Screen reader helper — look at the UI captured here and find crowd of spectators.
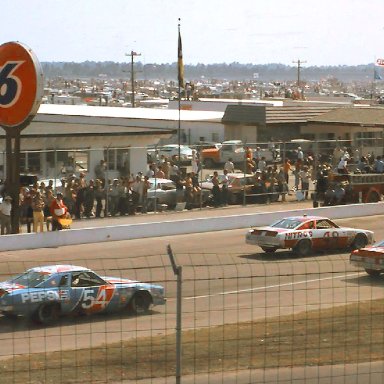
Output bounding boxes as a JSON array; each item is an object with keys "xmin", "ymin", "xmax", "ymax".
[{"xmin": 1, "ymin": 144, "xmax": 384, "ymax": 234}]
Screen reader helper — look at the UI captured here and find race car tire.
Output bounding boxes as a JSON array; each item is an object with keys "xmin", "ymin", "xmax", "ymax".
[
  {"xmin": 32, "ymin": 303, "xmax": 60, "ymax": 325},
  {"xmin": 365, "ymin": 269, "xmax": 381, "ymax": 278},
  {"xmin": 128, "ymin": 291, "xmax": 152, "ymax": 315},
  {"xmin": 351, "ymin": 234, "xmax": 368, "ymax": 250},
  {"xmin": 261, "ymin": 247, "xmax": 277, "ymax": 253},
  {"xmin": 293, "ymin": 239, "xmax": 312, "ymax": 257}
]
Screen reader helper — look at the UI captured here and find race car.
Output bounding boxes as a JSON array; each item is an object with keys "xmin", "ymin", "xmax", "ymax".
[
  {"xmin": 350, "ymin": 239, "xmax": 384, "ymax": 277},
  {"xmin": 0, "ymin": 265, "xmax": 166, "ymax": 324},
  {"xmin": 245, "ymin": 215, "xmax": 374, "ymax": 256}
]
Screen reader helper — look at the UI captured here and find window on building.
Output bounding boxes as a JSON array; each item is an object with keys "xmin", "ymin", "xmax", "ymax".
[
  {"xmin": 104, "ymin": 148, "xmax": 129, "ymax": 172},
  {"xmin": 20, "ymin": 152, "xmax": 41, "ymax": 174},
  {"xmin": 211, "ymin": 133, "xmax": 219, "ymax": 142},
  {"xmin": 355, "ymin": 131, "xmax": 382, "ymax": 148}
]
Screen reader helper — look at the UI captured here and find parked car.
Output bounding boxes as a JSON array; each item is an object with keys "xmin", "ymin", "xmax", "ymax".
[
  {"xmin": 245, "ymin": 215, "xmax": 374, "ymax": 256},
  {"xmin": 19, "ymin": 173, "xmax": 38, "ymax": 187},
  {"xmin": 147, "ymin": 144, "xmax": 194, "ymax": 164},
  {"xmin": 0, "ymin": 264, "xmax": 166, "ymax": 324},
  {"xmin": 201, "ymin": 172, "xmax": 258, "ymax": 204},
  {"xmin": 147, "ymin": 178, "xmax": 211, "ymax": 210},
  {"xmin": 190, "ymin": 141, "xmax": 222, "ymax": 151}
]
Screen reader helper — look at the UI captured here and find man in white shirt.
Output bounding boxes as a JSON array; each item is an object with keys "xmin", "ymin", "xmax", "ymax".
[
  {"xmin": 224, "ymin": 158, "xmax": 235, "ymax": 173},
  {"xmin": 0, "ymin": 196, "xmax": 12, "ymax": 235},
  {"xmin": 297, "ymin": 147, "xmax": 304, "ymax": 161},
  {"xmin": 337, "ymin": 156, "xmax": 348, "ymax": 174}
]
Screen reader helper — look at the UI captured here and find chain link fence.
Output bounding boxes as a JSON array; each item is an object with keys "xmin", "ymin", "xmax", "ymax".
[{"xmin": 0, "ymin": 249, "xmax": 384, "ymax": 383}]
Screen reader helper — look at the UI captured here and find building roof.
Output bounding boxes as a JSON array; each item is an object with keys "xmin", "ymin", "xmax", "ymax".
[
  {"xmin": 222, "ymin": 105, "xmax": 339, "ymax": 125},
  {"xmin": 36, "ymin": 104, "xmax": 224, "ymax": 123},
  {"xmin": 308, "ymin": 106, "xmax": 384, "ymax": 127},
  {"xmin": 0, "ymin": 104, "xmax": 224, "ymax": 139}
]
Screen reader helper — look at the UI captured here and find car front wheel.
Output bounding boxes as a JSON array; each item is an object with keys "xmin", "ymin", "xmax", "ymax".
[
  {"xmin": 365, "ymin": 269, "xmax": 381, "ymax": 278},
  {"xmin": 128, "ymin": 291, "xmax": 152, "ymax": 315}
]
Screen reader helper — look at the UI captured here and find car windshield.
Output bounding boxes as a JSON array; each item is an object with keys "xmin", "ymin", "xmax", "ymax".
[
  {"xmin": 10, "ymin": 270, "xmax": 52, "ymax": 288},
  {"xmin": 373, "ymin": 239, "xmax": 384, "ymax": 247},
  {"xmin": 271, "ymin": 218, "xmax": 303, "ymax": 229},
  {"xmin": 149, "ymin": 180, "xmax": 176, "ymax": 190}
]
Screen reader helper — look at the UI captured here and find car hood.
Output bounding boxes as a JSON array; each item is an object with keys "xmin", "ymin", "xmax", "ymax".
[{"xmin": 0, "ymin": 282, "xmax": 27, "ymax": 296}]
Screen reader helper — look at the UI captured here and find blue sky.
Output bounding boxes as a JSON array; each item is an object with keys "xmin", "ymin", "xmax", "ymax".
[{"xmin": 1, "ymin": 0, "xmax": 384, "ymax": 66}]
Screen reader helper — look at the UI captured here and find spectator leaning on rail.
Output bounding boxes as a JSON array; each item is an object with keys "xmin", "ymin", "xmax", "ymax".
[
  {"xmin": 299, "ymin": 165, "xmax": 311, "ymax": 199},
  {"xmin": 32, "ymin": 190, "xmax": 45, "ymax": 232},
  {"xmin": 0, "ymin": 196, "xmax": 12, "ymax": 235},
  {"xmin": 50, "ymin": 192, "xmax": 69, "ymax": 231}
]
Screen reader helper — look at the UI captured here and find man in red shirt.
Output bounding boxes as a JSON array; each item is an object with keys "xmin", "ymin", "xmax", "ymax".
[{"xmin": 50, "ymin": 192, "xmax": 69, "ymax": 231}]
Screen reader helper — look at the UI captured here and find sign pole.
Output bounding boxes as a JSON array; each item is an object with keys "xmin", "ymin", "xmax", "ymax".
[
  {"xmin": 0, "ymin": 42, "xmax": 43, "ymax": 234},
  {"xmin": 5, "ymin": 128, "xmax": 21, "ymax": 233}
]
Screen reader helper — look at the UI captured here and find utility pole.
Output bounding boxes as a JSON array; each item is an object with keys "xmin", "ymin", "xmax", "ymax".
[
  {"xmin": 292, "ymin": 59, "xmax": 307, "ymax": 88},
  {"xmin": 125, "ymin": 51, "xmax": 141, "ymax": 108}
]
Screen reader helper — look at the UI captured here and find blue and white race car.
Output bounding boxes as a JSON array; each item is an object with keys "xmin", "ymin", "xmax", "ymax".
[{"xmin": 0, "ymin": 265, "xmax": 166, "ymax": 324}]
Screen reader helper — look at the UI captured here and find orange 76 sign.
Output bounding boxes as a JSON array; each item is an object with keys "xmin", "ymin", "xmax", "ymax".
[{"xmin": 0, "ymin": 41, "xmax": 43, "ymax": 128}]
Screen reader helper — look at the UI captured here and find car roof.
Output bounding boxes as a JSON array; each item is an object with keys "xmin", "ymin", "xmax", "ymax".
[
  {"xmin": 148, "ymin": 178, "xmax": 174, "ymax": 183},
  {"xmin": 283, "ymin": 215, "xmax": 329, "ymax": 222},
  {"xmin": 28, "ymin": 265, "xmax": 90, "ymax": 274},
  {"xmin": 227, "ymin": 173, "xmax": 255, "ymax": 178}
]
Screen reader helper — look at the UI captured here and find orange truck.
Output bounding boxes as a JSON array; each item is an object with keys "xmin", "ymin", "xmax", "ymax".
[{"xmin": 200, "ymin": 140, "xmax": 275, "ymax": 169}]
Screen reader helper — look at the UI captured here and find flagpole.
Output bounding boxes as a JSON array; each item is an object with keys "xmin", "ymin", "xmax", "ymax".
[
  {"xmin": 178, "ymin": 19, "xmax": 182, "ymax": 169},
  {"xmin": 177, "ymin": 18, "xmax": 184, "ymax": 170},
  {"xmin": 372, "ymin": 58, "xmax": 375, "ymax": 100}
]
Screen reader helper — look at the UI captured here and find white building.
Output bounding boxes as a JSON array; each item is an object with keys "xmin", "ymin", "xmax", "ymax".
[{"xmin": 0, "ymin": 104, "xmax": 224, "ymax": 180}]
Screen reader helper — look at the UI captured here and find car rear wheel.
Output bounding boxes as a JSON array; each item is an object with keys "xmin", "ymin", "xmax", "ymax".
[
  {"xmin": 351, "ymin": 234, "xmax": 368, "ymax": 250},
  {"xmin": 128, "ymin": 291, "xmax": 152, "ymax": 315},
  {"xmin": 365, "ymin": 269, "xmax": 381, "ymax": 278},
  {"xmin": 261, "ymin": 247, "xmax": 277, "ymax": 253},
  {"xmin": 32, "ymin": 303, "xmax": 60, "ymax": 325},
  {"xmin": 293, "ymin": 239, "xmax": 312, "ymax": 257}
]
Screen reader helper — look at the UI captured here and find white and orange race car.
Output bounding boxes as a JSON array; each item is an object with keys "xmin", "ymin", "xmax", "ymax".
[
  {"xmin": 245, "ymin": 215, "xmax": 374, "ymax": 256},
  {"xmin": 350, "ymin": 239, "xmax": 384, "ymax": 277}
]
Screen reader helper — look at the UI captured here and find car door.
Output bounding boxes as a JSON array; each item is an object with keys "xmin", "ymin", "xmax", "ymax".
[
  {"xmin": 59, "ymin": 272, "xmax": 116, "ymax": 315},
  {"xmin": 314, "ymin": 219, "xmax": 343, "ymax": 249}
]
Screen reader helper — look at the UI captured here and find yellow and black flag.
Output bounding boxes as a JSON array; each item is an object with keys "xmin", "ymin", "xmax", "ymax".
[{"xmin": 178, "ymin": 23, "xmax": 184, "ymax": 89}]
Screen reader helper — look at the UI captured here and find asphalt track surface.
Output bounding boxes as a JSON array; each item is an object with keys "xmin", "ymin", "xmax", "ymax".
[{"xmin": 1, "ymin": 200, "xmax": 384, "ymax": 383}]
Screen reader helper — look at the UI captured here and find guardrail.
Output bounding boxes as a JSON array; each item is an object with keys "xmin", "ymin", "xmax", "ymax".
[{"xmin": 0, "ymin": 202, "xmax": 383, "ymax": 252}]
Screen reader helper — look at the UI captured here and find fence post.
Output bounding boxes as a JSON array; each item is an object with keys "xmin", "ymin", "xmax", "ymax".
[{"xmin": 167, "ymin": 244, "xmax": 182, "ymax": 384}]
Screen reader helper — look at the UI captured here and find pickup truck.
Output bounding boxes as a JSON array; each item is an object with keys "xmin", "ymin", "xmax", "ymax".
[{"xmin": 200, "ymin": 140, "xmax": 276, "ymax": 168}]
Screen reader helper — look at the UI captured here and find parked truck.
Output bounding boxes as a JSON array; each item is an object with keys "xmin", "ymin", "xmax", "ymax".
[
  {"xmin": 315, "ymin": 172, "xmax": 384, "ymax": 206},
  {"xmin": 200, "ymin": 140, "xmax": 276, "ymax": 168}
]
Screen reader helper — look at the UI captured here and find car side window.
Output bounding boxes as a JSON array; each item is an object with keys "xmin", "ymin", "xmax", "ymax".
[
  {"xmin": 59, "ymin": 275, "xmax": 69, "ymax": 287},
  {"xmin": 316, "ymin": 220, "xmax": 331, "ymax": 229},
  {"xmin": 299, "ymin": 221, "xmax": 314, "ymax": 230},
  {"xmin": 71, "ymin": 271, "xmax": 106, "ymax": 287}
]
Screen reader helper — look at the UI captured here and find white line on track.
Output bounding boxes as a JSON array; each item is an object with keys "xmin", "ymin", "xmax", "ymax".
[{"xmin": 183, "ymin": 272, "xmax": 363, "ymax": 300}]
